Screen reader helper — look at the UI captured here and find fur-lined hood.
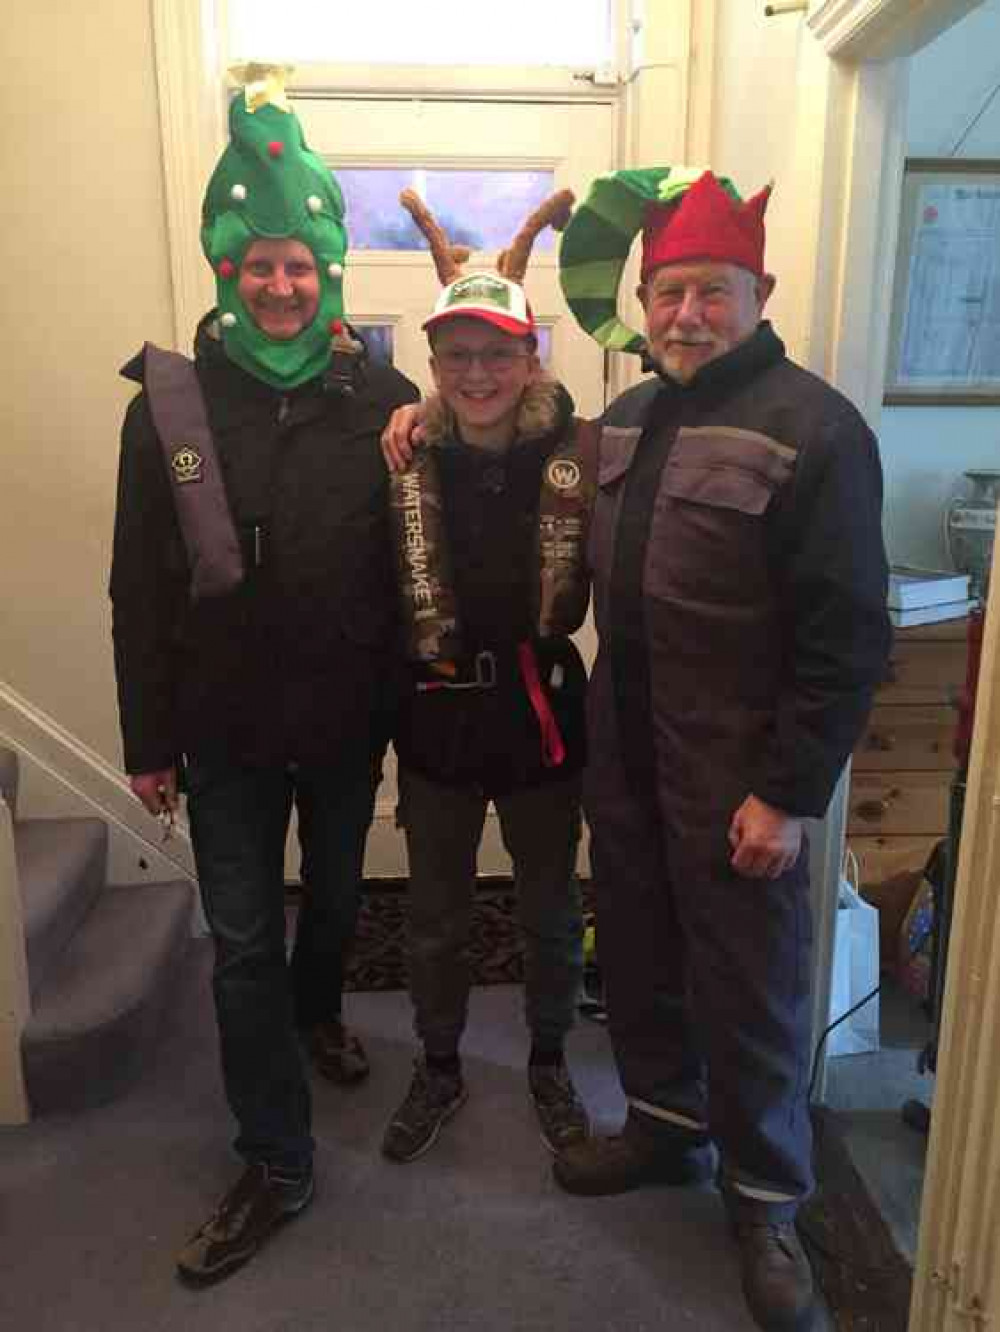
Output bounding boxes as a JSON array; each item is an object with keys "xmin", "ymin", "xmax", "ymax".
[{"xmin": 422, "ymin": 373, "xmax": 568, "ymax": 447}]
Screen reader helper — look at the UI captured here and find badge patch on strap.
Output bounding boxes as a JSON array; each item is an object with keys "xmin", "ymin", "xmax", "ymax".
[{"xmin": 171, "ymin": 445, "xmax": 204, "ymax": 485}]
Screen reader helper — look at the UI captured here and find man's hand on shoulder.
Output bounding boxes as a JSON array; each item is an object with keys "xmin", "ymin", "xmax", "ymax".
[
  {"xmin": 728, "ymin": 794, "xmax": 802, "ymax": 879},
  {"xmin": 381, "ymin": 402, "xmax": 427, "ymax": 473}
]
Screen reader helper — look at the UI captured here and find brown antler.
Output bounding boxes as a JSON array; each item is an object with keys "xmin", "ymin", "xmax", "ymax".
[
  {"xmin": 497, "ymin": 189, "xmax": 576, "ymax": 284},
  {"xmin": 399, "ymin": 189, "xmax": 471, "ymax": 286}
]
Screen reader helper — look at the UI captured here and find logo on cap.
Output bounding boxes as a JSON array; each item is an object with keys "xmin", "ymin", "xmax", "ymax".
[{"xmin": 444, "ymin": 275, "xmax": 512, "ymax": 311}]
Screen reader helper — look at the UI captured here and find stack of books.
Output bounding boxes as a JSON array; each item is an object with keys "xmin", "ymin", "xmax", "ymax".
[{"xmin": 888, "ymin": 566, "xmax": 974, "ymax": 628}]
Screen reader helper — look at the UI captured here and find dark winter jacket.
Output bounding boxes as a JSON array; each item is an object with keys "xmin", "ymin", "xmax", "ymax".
[
  {"xmin": 110, "ymin": 315, "xmax": 419, "ymax": 774},
  {"xmin": 588, "ymin": 321, "xmax": 891, "ymax": 832},
  {"xmin": 392, "ymin": 378, "xmax": 588, "ymax": 795}
]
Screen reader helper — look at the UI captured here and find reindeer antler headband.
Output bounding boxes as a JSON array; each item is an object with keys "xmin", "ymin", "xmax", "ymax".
[{"xmin": 401, "ymin": 187, "xmax": 575, "ymax": 338}]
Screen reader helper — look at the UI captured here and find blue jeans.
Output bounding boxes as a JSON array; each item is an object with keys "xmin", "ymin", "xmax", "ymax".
[{"xmin": 186, "ymin": 753, "xmax": 381, "ymax": 1170}]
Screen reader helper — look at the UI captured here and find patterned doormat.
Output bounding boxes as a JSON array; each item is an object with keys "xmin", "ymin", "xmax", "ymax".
[
  {"xmin": 340, "ymin": 877, "xmax": 593, "ymax": 992},
  {"xmin": 343, "ymin": 879, "xmax": 520, "ymax": 991}
]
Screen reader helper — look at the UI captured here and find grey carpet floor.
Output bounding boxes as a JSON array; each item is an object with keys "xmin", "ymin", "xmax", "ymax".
[{"xmin": 0, "ymin": 941, "xmax": 837, "ymax": 1332}]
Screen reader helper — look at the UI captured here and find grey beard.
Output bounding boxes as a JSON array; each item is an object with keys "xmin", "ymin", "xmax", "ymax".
[{"xmin": 648, "ymin": 351, "xmax": 697, "ymax": 386}]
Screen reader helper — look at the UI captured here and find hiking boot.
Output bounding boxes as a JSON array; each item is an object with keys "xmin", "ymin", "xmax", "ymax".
[
  {"xmin": 553, "ymin": 1119, "xmax": 713, "ymax": 1196},
  {"xmin": 306, "ymin": 1019, "xmax": 370, "ymax": 1085},
  {"xmin": 732, "ymin": 1217, "xmax": 816, "ymax": 1332},
  {"xmin": 381, "ymin": 1059, "xmax": 468, "ymax": 1163},
  {"xmin": 528, "ymin": 1061, "xmax": 589, "ymax": 1153},
  {"xmin": 176, "ymin": 1161, "xmax": 313, "ymax": 1286}
]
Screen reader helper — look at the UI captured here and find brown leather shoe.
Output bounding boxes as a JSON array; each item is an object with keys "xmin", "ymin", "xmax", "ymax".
[
  {"xmin": 176, "ymin": 1162, "xmax": 313, "ymax": 1286},
  {"xmin": 306, "ymin": 1019, "xmax": 370, "ymax": 1085},
  {"xmin": 553, "ymin": 1121, "xmax": 713, "ymax": 1196},
  {"xmin": 733, "ymin": 1218, "xmax": 816, "ymax": 1332}
]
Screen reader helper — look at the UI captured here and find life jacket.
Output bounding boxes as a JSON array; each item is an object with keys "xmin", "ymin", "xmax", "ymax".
[
  {"xmin": 389, "ymin": 417, "xmax": 598, "ymax": 668},
  {"xmin": 536, "ymin": 419, "xmax": 600, "ymax": 638},
  {"xmin": 141, "ymin": 343, "xmax": 245, "ymax": 601},
  {"xmin": 388, "ymin": 443, "xmax": 462, "ymax": 669}
]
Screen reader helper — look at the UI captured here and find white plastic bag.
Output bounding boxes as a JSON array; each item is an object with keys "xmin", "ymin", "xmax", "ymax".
[{"xmin": 827, "ymin": 850, "xmax": 880, "ymax": 1056}]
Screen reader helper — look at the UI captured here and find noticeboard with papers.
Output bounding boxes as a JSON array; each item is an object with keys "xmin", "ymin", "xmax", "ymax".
[{"xmin": 885, "ymin": 159, "xmax": 1000, "ymax": 405}]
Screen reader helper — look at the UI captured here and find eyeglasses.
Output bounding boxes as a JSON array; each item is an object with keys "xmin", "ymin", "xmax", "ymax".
[{"xmin": 435, "ymin": 347, "xmax": 533, "ymax": 374}]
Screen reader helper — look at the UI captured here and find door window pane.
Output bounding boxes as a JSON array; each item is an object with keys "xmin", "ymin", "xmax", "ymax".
[
  {"xmin": 229, "ymin": 1, "xmax": 612, "ymax": 67},
  {"xmin": 356, "ymin": 325, "xmax": 394, "ymax": 365},
  {"xmin": 337, "ymin": 168, "xmax": 557, "ymax": 253}
]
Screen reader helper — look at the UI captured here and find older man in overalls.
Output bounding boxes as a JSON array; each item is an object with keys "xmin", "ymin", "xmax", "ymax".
[{"xmin": 553, "ymin": 169, "xmax": 891, "ymax": 1332}]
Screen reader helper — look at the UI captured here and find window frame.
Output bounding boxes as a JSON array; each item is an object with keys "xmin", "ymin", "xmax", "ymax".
[{"xmin": 221, "ymin": 0, "xmax": 624, "ymax": 95}]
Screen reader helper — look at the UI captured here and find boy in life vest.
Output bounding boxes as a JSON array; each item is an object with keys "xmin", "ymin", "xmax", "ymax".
[
  {"xmin": 382, "ymin": 192, "xmax": 592, "ymax": 1163},
  {"xmin": 110, "ymin": 66, "xmax": 418, "ymax": 1284}
]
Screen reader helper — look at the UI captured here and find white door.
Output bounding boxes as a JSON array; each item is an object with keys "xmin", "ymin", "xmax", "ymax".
[
  {"xmin": 294, "ymin": 96, "xmax": 615, "ymax": 875},
  {"xmin": 296, "ymin": 98, "xmax": 612, "ymax": 412}
]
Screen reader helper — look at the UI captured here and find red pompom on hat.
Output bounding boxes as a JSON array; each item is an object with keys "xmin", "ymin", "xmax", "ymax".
[{"xmin": 640, "ymin": 170, "xmax": 772, "ymax": 281}]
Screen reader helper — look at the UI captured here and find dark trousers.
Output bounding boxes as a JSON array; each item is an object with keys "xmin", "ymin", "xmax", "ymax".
[
  {"xmin": 186, "ymin": 753, "xmax": 380, "ymax": 1169},
  {"xmin": 398, "ymin": 766, "xmax": 584, "ymax": 1060},
  {"xmin": 584, "ymin": 754, "xmax": 814, "ymax": 1219}
]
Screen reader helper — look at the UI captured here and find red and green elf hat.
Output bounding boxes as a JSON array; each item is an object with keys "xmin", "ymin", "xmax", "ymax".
[
  {"xmin": 200, "ymin": 64, "xmax": 350, "ymax": 389},
  {"xmin": 559, "ymin": 167, "xmax": 769, "ymax": 356}
]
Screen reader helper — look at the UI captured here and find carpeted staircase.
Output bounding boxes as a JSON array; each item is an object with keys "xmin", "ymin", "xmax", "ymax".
[{"xmin": 0, "ymin": 745, "xmax": 193, "ymax": 1116}]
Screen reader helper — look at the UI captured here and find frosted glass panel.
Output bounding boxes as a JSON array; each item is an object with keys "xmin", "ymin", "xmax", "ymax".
[
  {"xmin": 229, "ymin": 1, "xmax": 612, "ymax": 66},
  {"xmin": 338, "ymin": 168, "xmax": 556, "ymax": 253}
]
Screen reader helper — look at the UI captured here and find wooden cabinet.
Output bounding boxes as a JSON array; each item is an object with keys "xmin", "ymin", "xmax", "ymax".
[{"xmin": 848, "ymin": 617, "xmax": 968, "ymax": 964}]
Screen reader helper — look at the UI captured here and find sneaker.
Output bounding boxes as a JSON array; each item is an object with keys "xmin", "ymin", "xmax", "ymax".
[
  {"xmin": 528, "ymin": 1062, "xmax": 589, "ymax": 1153},
  {"xmin": 553, "ymin": 1119, "xmax": 713, "ymax": 1196},
  {"xmin": 732, "ymin": 1217, "xmax": 816, "ymax": 1332},
  {"xmin": 381, "ymin": 1059, "xmax": 468, "ymax": 1163},
  {"xmin": 176, "ymin": 1161, "xmax": 314, "ymax": 1286},
  {"xmin": 306, "ymin": 1019, "xmax": 370, "ymax": 1085}
]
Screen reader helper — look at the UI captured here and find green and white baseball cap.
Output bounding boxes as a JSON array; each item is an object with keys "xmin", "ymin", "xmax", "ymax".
[{"xmin": 423, "ymin": 271, "xmax": 535, "ymax": 337}]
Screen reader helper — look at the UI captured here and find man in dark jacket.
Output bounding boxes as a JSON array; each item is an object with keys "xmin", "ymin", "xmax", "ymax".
[
  {"xmin": 110, "ymin": 74, "xmax": 417, "ymax": 1285},
  {"xmin": 550, "ymin": 169, "xmax": 892, "ymax": 1332}
]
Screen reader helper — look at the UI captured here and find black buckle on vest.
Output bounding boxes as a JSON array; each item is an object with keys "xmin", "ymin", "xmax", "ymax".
[
  {"xmin": 415, "ymin": 650, "xmax": 497, "ymax": 693},
  {"xmin": 323, "ymin": 349, "xmax": 360, "ymax": 397},
  {"xmin": 472, "ymin": 650, "xmax": 497, "ymax": 688}
]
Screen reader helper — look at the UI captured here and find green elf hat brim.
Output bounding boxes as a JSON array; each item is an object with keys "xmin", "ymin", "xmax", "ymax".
[
  {"xmin": 559, "ymin": 166, "xmax": 739, "ymax": 356},
  {"xmin": 200, "ymin": 82, "xmax": 350, "ymax": 390}
]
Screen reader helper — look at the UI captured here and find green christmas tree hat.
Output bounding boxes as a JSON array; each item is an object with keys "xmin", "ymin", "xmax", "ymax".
[
  {"xmin": 559, "ymin": 166, "xmax": 740, "ymax": 356},
  {"xmin": 201, "ymin": 64, "xmax": 350, "ymax": 389}
]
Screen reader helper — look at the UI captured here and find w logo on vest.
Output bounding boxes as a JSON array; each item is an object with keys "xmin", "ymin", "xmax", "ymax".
[{"xmin": 546, "ymin": 458, "xmax": 581, "ymax": 492}]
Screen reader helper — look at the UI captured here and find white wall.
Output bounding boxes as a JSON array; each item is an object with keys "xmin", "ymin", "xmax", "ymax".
[
  {"xmin": 709, "ymin": 1, "xmax": 806, "ymax": 356},
  {"xmin": 0, "ymin": 4, "xmax": 174, "ymax": 766},
  {"xmin": 879, "ymin": 0, "xmax": 1000, "ymax": 567},
  {"xmin": 881, "ymin": 410, "xmax": 999, "ymax": 567}
]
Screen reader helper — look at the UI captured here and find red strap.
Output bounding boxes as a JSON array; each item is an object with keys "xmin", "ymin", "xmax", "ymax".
[{"xmin": 518, "ymin": 641, "xmax": 566, "ymax": 768}]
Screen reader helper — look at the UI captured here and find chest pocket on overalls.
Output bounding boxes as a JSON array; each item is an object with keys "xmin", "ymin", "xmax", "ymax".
[
  {"xmin": 588, "ymin": 426, "xmax": 643, "ymax": 575},
  {"xmin": 649, "ymin": 426, "xmax": 796, "ymax": 604}
]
